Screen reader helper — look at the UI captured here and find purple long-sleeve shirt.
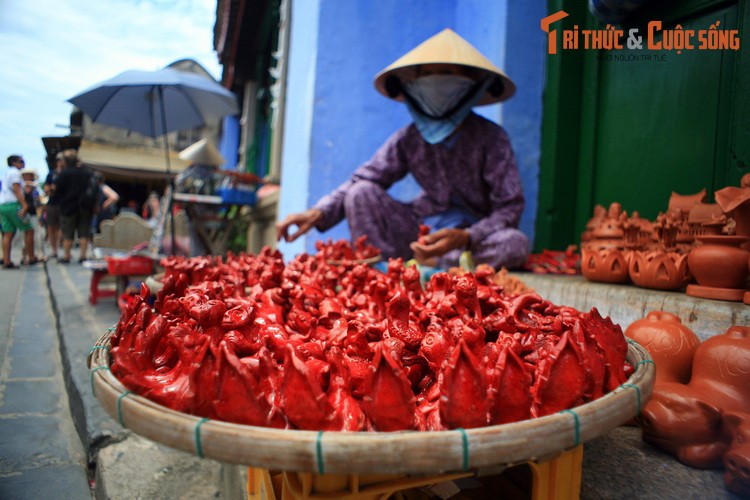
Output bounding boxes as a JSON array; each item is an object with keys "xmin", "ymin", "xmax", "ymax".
[{"xmin": 313, "ymin": 112, "xmax": 524, "ymax": 245}]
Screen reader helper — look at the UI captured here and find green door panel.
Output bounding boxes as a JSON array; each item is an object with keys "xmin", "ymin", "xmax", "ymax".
[
  {"xmin": 537, "ymin": 0, "xmax": 749, "ymax": 251},
  {"xmin": 589, "ymin": 6, "xmax": 735, "ymax": 220}
]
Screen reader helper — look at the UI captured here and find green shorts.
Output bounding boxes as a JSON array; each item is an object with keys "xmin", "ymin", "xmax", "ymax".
[{"xmin": 0, "ymin": 202, "xmax": 33, "ymax": 233}]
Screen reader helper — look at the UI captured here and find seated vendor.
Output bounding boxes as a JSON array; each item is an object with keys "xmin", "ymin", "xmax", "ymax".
[{"xmin": 276, "ymin": 29, "xmax": 530, "ymax": 270}]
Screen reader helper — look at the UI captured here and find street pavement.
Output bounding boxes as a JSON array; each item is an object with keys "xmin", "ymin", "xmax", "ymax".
[
  {"xmin": 0, "ymin": 250, "xmax": 745, "ymax": 499},
  {"xmin": 0, "ymin": 261, "xmax": 90, "ymax": 499},
  {"xmin": 1, "ymin": 253, "xmax": 224, "ymax": 499}
]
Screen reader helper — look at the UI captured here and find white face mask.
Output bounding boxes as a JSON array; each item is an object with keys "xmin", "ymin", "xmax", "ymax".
[{"xmin": 404, "ymin": 74, "xmax": 476, "ymax": 119}]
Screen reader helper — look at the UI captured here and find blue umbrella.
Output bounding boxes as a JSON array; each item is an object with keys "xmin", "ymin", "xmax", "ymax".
[
  {"xmin": 68, "ymin": 67, "xmax": 240, "ymax": 255},
  {"xmin": 68, "ymin": 67, "xmax": 239, "ymax": 140}
]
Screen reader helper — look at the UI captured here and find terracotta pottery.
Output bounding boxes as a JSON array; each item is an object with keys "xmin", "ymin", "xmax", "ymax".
[
  {"xmin": 640, "ymin": 325, "xmax": 750, "ymax": 468},
  {"xmin": 625, "ymin": 311, "xmax": 701, "ymax": 385},
  {"xmin": 668, "ymin": 189, "xmax": 707, "ymax": 215},
  {"xmin": 581, "ymin": 204, "xmax": 606, "ymax": 242},
  {"xmin": 583, "ymin": 202, "xmax": 628, "ymax": 251},
  {"xmin": 653, "ymin": 211, "xmax": 681, "ymax": 250},
  {"xmin": 621, "ymin": 212, "xmax": 644, "ymax": 249},
  {"xmin": 580, "ymin": 247, "xmax": 630, "ymax": 283},
  {"xmin": 715, "ymin": 173, "xmax": 750, "ymax": 251},
  {"xmin": 628, "ymin": 250, "xmax": 691, "ymax": 291},
  {"xmin": 723, "ymin": 412, "xmax": 750, "ymax": 496},
  {"xmin": 686, "ymin": 235, "xmax": 750, "ymax": 302},
  {"xmin": 745, "ymin": 291, "xmax": 750, "ymax": 306}
]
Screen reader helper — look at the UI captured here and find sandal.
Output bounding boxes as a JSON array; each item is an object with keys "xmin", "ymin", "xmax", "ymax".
[
  {"xmin": 58, "ymin": 257, "xmax": 71, "ymax": 264},
  {"xmin": 23, "ymin": 258, "xmax": 42, "ymax": 266},
  {"xmin": 3, "ymin": 263, "xmax": 18, "ymax": 269}
]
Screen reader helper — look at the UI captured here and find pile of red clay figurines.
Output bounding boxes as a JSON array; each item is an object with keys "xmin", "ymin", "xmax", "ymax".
[
  {"xmin": 581, "ymin": 173, "xmax": 750, "ymax": 304},
  {"xmin": 626, "ymin": 311, "xmax": 750, "ymax": 496}
]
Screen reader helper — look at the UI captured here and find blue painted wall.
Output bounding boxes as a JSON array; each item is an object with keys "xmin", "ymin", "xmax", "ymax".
[
  {"xmin": 219, "ymin": 115, "xmax": 240, "ymax": 169},
  {"xmin": 503, "ymin": 1, "xmax": 547, "ymax": 245},
  {"xmin": 278, "ymin": 1, "xmax": 545, "ymax": 258}
]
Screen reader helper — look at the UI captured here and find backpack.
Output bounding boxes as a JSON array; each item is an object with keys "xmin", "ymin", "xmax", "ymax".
[{"xmin": 82, "ymin": 173, "xmax": 100, "ymax": 213}]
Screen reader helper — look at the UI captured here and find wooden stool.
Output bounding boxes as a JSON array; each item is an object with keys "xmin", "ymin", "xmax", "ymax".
[{"xmin": 247, "ymin": 445, "xmax": 583, "ymax": 500}]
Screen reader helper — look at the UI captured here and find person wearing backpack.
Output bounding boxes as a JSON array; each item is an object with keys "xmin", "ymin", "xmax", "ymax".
[{"xmin": 55, "ymin": 149, "xmax": 97, "ymax": 263}]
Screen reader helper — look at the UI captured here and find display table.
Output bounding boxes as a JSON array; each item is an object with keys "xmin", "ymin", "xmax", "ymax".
[{"xmin": 172, "ymin": 192, "xmax": 253, "ymax": 255}]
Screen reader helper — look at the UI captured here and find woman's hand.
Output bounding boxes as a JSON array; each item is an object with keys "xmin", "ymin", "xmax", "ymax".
[
  {"xmin": 276, "ymin": 209, "xmax": 324, "ymax": 242},
  {"xmin": 409, "ymin": 228, "xmax": 470, "ymax": 265}
]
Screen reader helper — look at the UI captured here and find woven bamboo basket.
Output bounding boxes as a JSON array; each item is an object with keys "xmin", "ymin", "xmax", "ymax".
[{"xmin": 88, "ymin": 330, "xmax": 654, "ymax": 475}]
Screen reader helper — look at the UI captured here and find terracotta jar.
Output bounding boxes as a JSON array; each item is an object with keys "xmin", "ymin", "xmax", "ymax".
[
  {"xmin": 625, "ymin": 311, "xmax": 700, "ymax": 385},
  {"xmin": 686, "ymin": 235, "xmax": 750, "ymax": 301}
]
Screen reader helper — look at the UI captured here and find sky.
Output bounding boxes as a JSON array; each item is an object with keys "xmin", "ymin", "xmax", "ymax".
[{"xmin": 0, "ymin": 0, "xmax": 222, "ymax": 179}]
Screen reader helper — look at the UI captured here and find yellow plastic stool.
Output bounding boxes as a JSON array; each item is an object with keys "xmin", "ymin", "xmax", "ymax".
[{"xmin": 247, "ymin": 445, "xmax": 583, "ymax": 500}]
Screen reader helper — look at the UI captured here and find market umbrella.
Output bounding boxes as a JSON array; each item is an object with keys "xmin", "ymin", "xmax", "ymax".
[
  {"xmin": 68, "ymin": 67, "xmax": 238, "ymax": 171},
  {"xmin": 68, "ymin": 67, "xmax": 240, "ymax": 254}
]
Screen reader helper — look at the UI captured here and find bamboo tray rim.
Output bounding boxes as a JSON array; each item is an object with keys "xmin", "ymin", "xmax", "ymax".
[
  {"xmin": 89, "ymin": 330, "xmax": 654, "ymax": 474},
  {"xmin": 325, "ymin": 255, "xmax": 382, "ymax": 266}
]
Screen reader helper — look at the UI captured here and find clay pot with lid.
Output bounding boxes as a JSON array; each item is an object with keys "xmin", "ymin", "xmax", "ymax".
[
  {"xmin": 686, "ymin": 235, "xmax": 750, "ymax": 301},
  {"xmin": 625, "ymin": 311, "xmax": 700, "ymax": 385}
]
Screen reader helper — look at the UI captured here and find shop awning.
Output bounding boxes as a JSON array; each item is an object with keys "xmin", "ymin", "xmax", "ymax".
[{"xmin": 78, "ymin": 140, "xmax": 189, "ymax": 183}]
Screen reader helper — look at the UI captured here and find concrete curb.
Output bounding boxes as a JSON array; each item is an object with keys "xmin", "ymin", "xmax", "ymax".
[{"xmin": 43, "ymin": 259, "xmax": 227, "ymax": 498}]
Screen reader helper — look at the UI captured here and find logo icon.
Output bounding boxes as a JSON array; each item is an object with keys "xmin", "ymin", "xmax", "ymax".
[{"xmin": 541, "ymin": 11, "xmax": 569, "ymax": 55}]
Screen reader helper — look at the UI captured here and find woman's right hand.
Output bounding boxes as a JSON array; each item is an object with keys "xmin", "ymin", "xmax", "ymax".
[{"xmin": 276, "ymin": 209, "xmax": 323, "ymax": 242}]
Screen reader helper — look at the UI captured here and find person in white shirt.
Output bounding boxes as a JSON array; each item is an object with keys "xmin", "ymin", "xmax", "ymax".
[{"xmin": 0, "ymin": 155, "xmax": 35, "ymax": 268}]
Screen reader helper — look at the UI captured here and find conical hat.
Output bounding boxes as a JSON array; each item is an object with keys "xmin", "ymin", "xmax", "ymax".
[
  {"xmin": 374, "ymin": 29, "xmax": 515, "ymax": 105},
  {"xmin": 178, "ymin": 138, "xmax": 225, "ymax": 167}
]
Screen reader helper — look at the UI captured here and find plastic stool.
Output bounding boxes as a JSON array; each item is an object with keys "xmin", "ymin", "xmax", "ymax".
[
  {"xmin": 89, "ymin": 269, "xmax": 117, "ymax": 305},
  {"xmin": 246, "ymin": 444, "xmax": 583, "ymax": 499}
]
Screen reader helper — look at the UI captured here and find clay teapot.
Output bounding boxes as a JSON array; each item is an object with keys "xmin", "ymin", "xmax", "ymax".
[
  {"xmin": 639, "ymin": 325, "xmax": 750, "ymax": 468},
  {"xmin": 625, "ymin": 311, "xmax": 700, "ymax": 385}
]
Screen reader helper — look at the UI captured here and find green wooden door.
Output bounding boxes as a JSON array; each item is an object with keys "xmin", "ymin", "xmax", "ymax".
[{"xmin": 537, "ymin": 0, "xmax": 750, "ymax": 251}]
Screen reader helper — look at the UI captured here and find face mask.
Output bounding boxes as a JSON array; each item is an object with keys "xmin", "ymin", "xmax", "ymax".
[{"xmin": 404, "ymin": 74, "xmax": 476, "ymax": 119}]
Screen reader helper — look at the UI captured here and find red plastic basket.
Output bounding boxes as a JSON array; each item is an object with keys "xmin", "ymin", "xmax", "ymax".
[{"xmin": 105, "ymin": 256, "xmax": 153, "ymax": 276}]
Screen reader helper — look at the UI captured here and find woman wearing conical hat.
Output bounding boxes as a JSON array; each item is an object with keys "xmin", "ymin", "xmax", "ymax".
[{"xmin": 276, "ymin": 29, "xmax": 529, "ymax": 270}]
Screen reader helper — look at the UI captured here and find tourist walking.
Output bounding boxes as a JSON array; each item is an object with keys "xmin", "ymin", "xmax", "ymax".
[
  {"xmin": 0, "ymin": 155, "xmax": 35, "ymax": 268},
  {"xmin": 55, "ymin": 149, "xmax": 97, "ymax": 263}
]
